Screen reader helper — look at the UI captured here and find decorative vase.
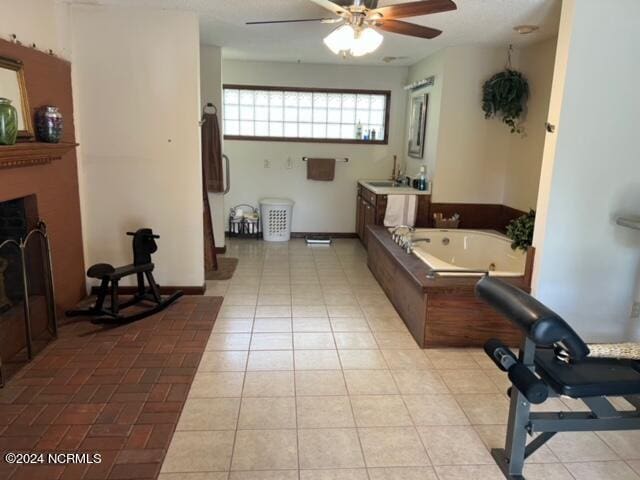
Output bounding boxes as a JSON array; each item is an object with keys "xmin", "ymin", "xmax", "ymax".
[
  {"xmin": 36, "ymin": 106, "xmax": 63, "ymax": 143},
  {"xmin": 0, "ymin": 98, "xmax": 18, "ymax": 146}
]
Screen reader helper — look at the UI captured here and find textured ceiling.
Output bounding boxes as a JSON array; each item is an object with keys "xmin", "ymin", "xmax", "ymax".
[{"xmin": 67, "ymin": 0, "xmax": 562, "ymax": 66}]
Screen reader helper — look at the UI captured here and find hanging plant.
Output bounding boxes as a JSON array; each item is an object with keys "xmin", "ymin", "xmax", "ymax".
[
  {"xmin": 506, "ymin": 210, "xmax": 536, "ymax": 252},
  {"xmin": 482, "ymin": 69, "xmax": 529, "ymax": 134}
]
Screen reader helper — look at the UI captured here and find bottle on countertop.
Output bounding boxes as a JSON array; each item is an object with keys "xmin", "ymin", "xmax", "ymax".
[
  {"xmin": 418, "ymin": 166, "xmax": 428, "ymax": 191},
  {"xmin": 370, "ymin": 128, "xmax": 376, "ymax": 141},
  {"xmin": 356, "ymin": 121, "xmax": 363, "ymax": 140}
]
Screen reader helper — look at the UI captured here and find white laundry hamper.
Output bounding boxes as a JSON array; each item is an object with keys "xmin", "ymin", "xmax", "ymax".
[{"xmin": 260, "ymin": 198, "xmax": 295, "ymax": 242}]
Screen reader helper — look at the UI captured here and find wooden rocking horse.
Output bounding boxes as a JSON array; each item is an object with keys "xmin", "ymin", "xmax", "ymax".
[{"xmin": 67, "ymin": 228, "xmax": 182, "ymax": 324}]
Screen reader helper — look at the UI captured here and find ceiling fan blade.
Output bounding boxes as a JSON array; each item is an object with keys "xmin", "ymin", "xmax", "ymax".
[
  {"xmin": 309, "ymin": 0, "xmax": 348, "ymax": 15},
  {"xmin": 371, "ymin": 0, "xmax": 456, "ymax": 19},
  {"xmin": 376, "ymin": 20, "xmax": 442, "ymax": 39},
  {"xmin": 246, "ymin": 18, "xmax": 330, "ymax": 25}
]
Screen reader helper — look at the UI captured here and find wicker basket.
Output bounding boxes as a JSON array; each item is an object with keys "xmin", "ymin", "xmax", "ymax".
[
  {"xmin": 228, "ymin": 205, "xmax": 262, "ymax": 239},
  {"xmin": 433, "ymin": 213, "xmax": 460, "ymax": 229}
]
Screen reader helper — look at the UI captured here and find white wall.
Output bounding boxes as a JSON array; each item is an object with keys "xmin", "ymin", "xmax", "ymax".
[
  {"xmin": 0, "ymin": 0, "xmax": 71, "ymax": 58},
  {"xmin": 532, "ymin": 0, "xmax": 640, "ymax": 341},
  {"xmin": 435, "ymin": 46, "xmax": 510, "ymax": 204},
  {"xmin": 406, "ymin": 47, "xmax": 510, "ymax": 204},
  {"xmin": 404, "ymin": 50, "xmax": 446, "ymax": 182},
  {"xmin": 71, "ymin": 6, "xmax": 204, "ymax": 287},
  {"xmin": 221, "ymin": 60, "xmax": 408, "ymax": 233},
  {"xmin": 503, "ymin": 38, "xmax": 557, "ymax": 212},
  {"xmin": 200, "ymin": 44, "xmax": 227, "ymax": 248},
  {"xmin": 405, "ymin": 44, "xmax": 556, "ymax": 208}
]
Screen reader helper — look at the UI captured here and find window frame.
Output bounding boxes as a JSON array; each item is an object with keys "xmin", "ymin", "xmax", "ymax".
[{"xmin": 222, "ymin": 84, "xmax": 391, "ymax": 145}]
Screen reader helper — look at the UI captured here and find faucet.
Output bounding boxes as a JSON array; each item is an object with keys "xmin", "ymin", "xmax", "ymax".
[
  {"xmin": 391, "ymin": 225, "xmax": 415, "ymax": 244},
  {"xmin": 404, "ymin": 238, "xmax": 431, "ymax": 254},
  {"xmin": 390, "ymin": 155, "xmax": 398, "ymax": 181}
]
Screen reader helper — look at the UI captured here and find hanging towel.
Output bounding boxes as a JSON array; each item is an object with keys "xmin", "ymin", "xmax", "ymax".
[
  {"xmin": 384, "ymin": 195, "xmax": 418, "ymax": 227},
  {"xmin": 307, "ymin": 158, "xmax": 336, "ymax": 181},
  {"xmin": 202, "ymin": 112, "xmax": 224, "ymax": 192}
]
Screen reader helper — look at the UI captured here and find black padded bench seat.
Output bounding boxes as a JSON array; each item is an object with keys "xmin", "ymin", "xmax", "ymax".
[
  {"xmin": 535, "ymin": 348, "xmax": 640, "ymax": 398},
  {"xmin": 475, "ymin": 276, "xmax": 640, "ymax": 479}
]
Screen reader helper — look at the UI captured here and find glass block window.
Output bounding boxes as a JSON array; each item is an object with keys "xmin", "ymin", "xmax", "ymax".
[{"xmin": 223, "ymin": 85, "xmax": 390, "ymax": 144}]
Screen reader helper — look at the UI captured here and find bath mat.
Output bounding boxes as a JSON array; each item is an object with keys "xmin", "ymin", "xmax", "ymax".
[{"xmin": 206, "ymin": 256, "xmax": 239, "ymax": 280}]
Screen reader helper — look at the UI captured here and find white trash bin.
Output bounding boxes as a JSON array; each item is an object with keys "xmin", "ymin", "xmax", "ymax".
[{"xmin": 260, "ymin": 198, "xmax": 294, "ymax": 242}]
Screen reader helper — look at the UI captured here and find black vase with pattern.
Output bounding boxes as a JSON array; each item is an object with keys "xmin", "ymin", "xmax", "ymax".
[{"xmin": 36, "ymin": 106, "xmax": 63, "ymax": 143}]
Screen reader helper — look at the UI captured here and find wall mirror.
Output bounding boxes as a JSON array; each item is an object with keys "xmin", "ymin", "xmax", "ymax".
[
  {"xmin": 0, "ymin": 56, "xmax": 33, "ymax": 140},
  {"xmin": 408, "ymin": 93, "xmax": 428, "ymax": 159}
]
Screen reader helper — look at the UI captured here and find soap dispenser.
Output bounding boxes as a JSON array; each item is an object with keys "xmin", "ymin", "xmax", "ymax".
[{"xmin": 418, "ymin": 166, "xmax": 428, "ymax": 191}]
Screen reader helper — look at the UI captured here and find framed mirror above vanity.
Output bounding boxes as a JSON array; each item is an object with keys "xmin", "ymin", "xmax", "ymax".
[
  {"xmin": 0, "ymin": 56, "xmax": 33, "ymax": 140},
  {"xmin": 408, "ymin": 93, "xmax": 428, "ymax": 159}
]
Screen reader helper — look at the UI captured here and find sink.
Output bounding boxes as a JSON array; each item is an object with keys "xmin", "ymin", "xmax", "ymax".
[{"xmin": 366, "ymin": 181, "xmax": 398, "ymax": 187}]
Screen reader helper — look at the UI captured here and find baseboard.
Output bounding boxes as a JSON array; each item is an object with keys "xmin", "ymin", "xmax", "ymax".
[
  {"xmin": 291, "ymin": 232, "xmax": 358, "ymax": 239},
  {"xmin": 90, "ymin": 284, "xmax": 206, "ymax": 296},
  {"xmin": 222, "ymin": 232, "xmax": 358, "ymax": 240}
]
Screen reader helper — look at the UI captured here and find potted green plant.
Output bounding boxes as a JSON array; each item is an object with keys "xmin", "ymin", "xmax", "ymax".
[
  {"xmin": 506, "ymin": 210, "xmax": 535, "ymax": 251},
  {"xmin": 482, "ymin": 69, "xmax": 529, "ymax": 134}
]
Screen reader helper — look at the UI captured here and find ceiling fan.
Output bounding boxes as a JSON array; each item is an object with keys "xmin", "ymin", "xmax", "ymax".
[{"xmin": 246, "ymin": 0, "xmax": 458, "ymax": 57}]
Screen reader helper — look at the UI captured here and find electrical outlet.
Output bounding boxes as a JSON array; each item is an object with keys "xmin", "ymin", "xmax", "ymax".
[
  {"xmin": 632, "ymin": 302, "xmax": 640, "ymax": 319},
  {"xmin": 285, "ymin": 157, "xmax": 293, "ymax": 169},
  {"xmin": 264, "ymin": 159, "xmax": 270, "ymax": 168}
]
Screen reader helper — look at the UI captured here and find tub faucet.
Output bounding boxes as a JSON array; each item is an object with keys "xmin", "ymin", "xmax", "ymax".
[
  {"xmin": 405, "ymin": 238, "xmax": 431, "ymax": 254},
  {"xmin": 391, "ymin": 225, "xmax": 415, "ymax": 243}
]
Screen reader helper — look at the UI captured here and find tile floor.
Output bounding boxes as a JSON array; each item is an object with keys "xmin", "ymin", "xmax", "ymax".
[{"xmin": 160, "ymin": 238, "xmax": 640, "ymax": 480}]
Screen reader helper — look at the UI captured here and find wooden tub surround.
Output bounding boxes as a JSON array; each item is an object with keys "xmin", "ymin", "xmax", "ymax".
[{"xmin": 366, "ymin": 225, "xmax": 529, "ymax": 348}]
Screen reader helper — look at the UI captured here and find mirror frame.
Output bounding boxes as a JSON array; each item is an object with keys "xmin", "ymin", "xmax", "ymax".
[
  {"xmin": 0, "ymin": 56, "xmax": 34, "ymax": 140},
  {"xmin": 407, "ymin": 93, "xmax": 428, "ymax": 159}
]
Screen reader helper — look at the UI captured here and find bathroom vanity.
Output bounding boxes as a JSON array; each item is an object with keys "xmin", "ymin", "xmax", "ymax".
[{"xmin": 356, "ymin": 180, "xmax": 431, "ymax": 248}]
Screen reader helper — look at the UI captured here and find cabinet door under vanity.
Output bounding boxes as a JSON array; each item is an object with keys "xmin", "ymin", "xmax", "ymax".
[{"xmin": 355, "ymin": 184, "xmax": 431, "ymax": 249}]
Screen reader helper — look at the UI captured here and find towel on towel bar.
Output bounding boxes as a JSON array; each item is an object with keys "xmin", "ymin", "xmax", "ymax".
[
  {"xmin": 384, "ymin": 195, "xmax": 418, "ymax": 227},
  {"xmin": 307, "ymin": 158, "xmax": 336, "ymax": 181}
]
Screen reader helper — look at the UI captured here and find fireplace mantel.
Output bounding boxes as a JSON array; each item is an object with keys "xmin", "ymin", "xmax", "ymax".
[{"xmin": 0, "ymin": 142, "xmax": 78, "ymax": 169}]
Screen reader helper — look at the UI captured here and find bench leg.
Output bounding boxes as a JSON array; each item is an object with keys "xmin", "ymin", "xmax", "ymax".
[
  {"xmin": 504, "ymin": 391, "xmax": 530, "ymax": 476},
  {"xmin": 493, "ymin": 337, "xmax": 537, "ymax": 479}
]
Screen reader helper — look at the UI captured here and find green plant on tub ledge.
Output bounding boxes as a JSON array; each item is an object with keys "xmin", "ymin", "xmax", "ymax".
[
  {"xmin": 482, "ymin": 69, "xmax": 529, "ymax": 134},
  {"xmin": 506, "ymin": 210, "xmax": 535, "ymax": 252}
]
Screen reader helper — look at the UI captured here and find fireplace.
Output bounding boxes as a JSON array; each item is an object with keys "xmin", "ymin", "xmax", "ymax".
[{"xmin": 0, "ymin": 195, "xmax": 57, "ymax": 384}]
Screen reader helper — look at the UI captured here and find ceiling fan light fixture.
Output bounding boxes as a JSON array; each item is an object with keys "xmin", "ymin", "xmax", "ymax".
[
  {"xmin": 324, "ymin": 24, "xmax": 355, "ymax": 54},
  {"xmin": 350, "ymin": 27, "xmax": 384, "ymax": 56}
]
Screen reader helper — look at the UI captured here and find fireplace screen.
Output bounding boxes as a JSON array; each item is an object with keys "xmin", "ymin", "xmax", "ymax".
[{"xmin": 0, "ymin": 197, "xmax": 57, "ymax": 385}]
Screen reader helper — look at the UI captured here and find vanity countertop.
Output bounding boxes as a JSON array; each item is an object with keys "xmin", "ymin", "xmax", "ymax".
[{"xmin": 359, "ymin": 179, "xmax": 432, "ymax": 196}]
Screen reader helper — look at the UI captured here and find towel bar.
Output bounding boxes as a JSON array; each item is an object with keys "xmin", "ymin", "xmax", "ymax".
[{"xmin": 302, "ymin": 157, "xmax": 349, "ymax": 163}]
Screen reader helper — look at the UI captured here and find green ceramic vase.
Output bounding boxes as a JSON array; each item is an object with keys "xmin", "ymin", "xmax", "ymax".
[{"xmin": 0, "ymin": 98, "xmax": 18, "ymax": 145}]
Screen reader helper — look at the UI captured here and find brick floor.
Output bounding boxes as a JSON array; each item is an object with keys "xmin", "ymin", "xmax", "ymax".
[{"xmin": 0, "ymin": 296, "xmax": 222, "ymax": 480}]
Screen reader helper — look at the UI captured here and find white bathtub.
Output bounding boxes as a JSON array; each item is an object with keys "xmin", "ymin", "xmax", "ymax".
[{"xmin": 408, "ymin": 229, "xmax": 526, "ymax": 277}]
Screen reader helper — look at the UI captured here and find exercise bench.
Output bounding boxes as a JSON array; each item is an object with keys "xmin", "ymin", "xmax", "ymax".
[
  {"xmin": 67, "ymin": 228, "xmax": 183, "ymax": 324},
  {"xmin": 476, "ymin": 276, "xmax": 640, "ymax": 479}
]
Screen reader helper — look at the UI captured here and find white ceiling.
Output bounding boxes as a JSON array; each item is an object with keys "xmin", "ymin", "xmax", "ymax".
[{"xmin": 67, "ymin": 0, "xmax": 562, "ymax": 66}]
